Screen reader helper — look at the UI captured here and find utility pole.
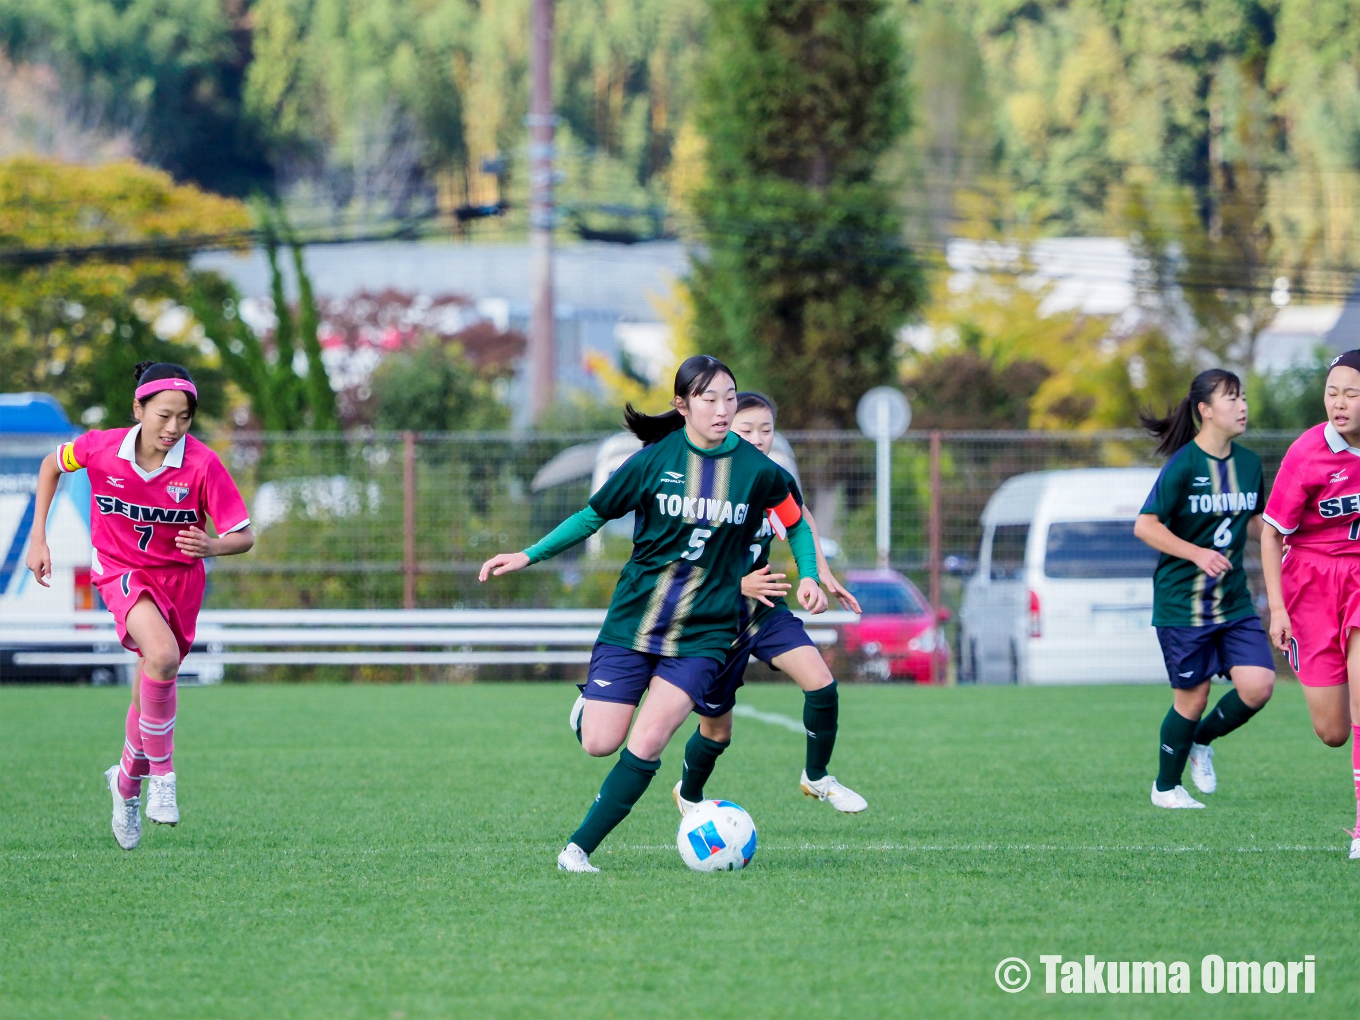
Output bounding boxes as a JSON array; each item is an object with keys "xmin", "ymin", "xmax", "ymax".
[{"xmin": 527, "ymin": 0, "xmax": 555, "ymax": 423}]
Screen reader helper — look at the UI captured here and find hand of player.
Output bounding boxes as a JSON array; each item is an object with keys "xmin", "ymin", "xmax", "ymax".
[
  {"xmin": 1267, "ymin": 606, "xmax": 1292, "ymax": 654},
  {"xmin": 24, "ymin": 538, "xmax": 52, "ymax": 587},
  {"xmin": 797, "ymin": 577, "xmax": 828, "ymax": 614},
  {"xmin": 175, "ymin": 526, "xmax": 215, "ymax": 558},
  {"xmin": 479, "ymin": 551, "xmax": 530, "ymax": 581},
  {"xmin": 1192, "ymin": 547, "xmax": 1232, "ymax": 577},
  {"xmin": 822, "ymin": 572, "xmax": 861, "ymax": 614},
  {"xmin": 741, "ymin": 565, "xmax": 790, "ymax": 607}
]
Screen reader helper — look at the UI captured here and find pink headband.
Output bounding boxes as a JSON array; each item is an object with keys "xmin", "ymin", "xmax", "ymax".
[{"xmin": 135, "ymin": 377, "xmax": 197, "ymax": 401}]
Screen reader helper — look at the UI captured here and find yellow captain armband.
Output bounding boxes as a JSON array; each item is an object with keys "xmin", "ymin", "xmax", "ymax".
[{"xmin": 57, "ymin": 441, "xmax": 82, "ymax": 473}]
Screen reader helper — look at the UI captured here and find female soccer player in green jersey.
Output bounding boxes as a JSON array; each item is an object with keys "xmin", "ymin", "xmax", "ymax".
[
  {"xmin": 478, "ymin": 356, "xmax": 825, "ymax": 872},
  {"xmin": 672, "ymin": 392, "xmax": 869, "ymax": 815},
  {"xmin": 1134, "ymin": 369, "xmax": 1274, "ymax": 809}
]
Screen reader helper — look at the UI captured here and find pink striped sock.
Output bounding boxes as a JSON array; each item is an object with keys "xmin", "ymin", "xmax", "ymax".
[
  {"xmin": 1352, "ymin": 725, "xmax": 1360, "ymax": 834},
  {"xmin": 117, "ymin": 703, "xmax": 149, "ymax": 799},
  {"xmin": 138, "ymin": 675, "xmax": 177, "ymax": 777}
]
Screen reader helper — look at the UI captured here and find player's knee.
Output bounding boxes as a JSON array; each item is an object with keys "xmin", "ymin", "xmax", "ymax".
[
  {"xmin": 699, "ymin": 717, "xmax": 732, "ymax": 743},
  {"xmin": 580, "ymin": 731, "xmax": 623, "ymax": 758},
  {"xmin": 142, "ymin": 645, "xmax": 180, "ymax": 680},
  {"xmin": 1315, "ymin": 723, "xmax": 1350, "ymax": 747},
  {"xmin": 1242, "ymin": 677, "xmax": 1275, "ymax": 708}
]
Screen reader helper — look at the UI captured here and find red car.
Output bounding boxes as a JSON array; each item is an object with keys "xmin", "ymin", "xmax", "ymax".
[{"xmin": 838, "ymin": 569, "xmax": 950, "ymax": 684}]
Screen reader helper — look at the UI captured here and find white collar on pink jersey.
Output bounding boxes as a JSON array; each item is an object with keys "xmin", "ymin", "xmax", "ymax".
[
  {"xmin": 1323, "ymin": 423, "xmax": 1360, "ymax": 457},
  {"xmin": 117, "ymin": 424, "xmax": 188, "ymax": 481}
]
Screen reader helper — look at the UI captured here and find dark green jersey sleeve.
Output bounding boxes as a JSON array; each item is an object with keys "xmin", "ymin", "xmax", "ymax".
[{"xmin": 1141, "ymin": 452, "xmax": 1186, "ymax": 522}]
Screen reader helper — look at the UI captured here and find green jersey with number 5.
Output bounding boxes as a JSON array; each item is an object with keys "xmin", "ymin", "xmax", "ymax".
[
  {"xmin": 1140, "ymin": 440, "xmax": 1263, "ymax": 627},
  {"xmin": 587, "ymin": 428, "xmax": 796, "ymax": 660}
]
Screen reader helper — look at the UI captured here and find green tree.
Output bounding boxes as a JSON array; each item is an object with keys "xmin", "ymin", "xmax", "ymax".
[
  {"xmin": 0, "ymin": 0, "xmax": 271, "ymax": 195},
  {"xmin": 0, "ymin": 156, "xmax": 250, "ymax": 424},
  {"xmin": 687, "ymin": 0, "xmax": 923, "ymax": 427},
  {"xmin": 368, "ymin": 339, "xmax": 509, "ymax": 433},
  {"xmin": 187, "ymin": 213, "xmax": 338, "ymax": 432}
]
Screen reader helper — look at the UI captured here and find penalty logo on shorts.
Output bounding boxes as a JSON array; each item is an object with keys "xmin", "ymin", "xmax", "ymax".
[
  {"xmin": 685, "ymin": 820, "xmax": 727, "ymax": 861},
  {"xmin": 166, "ymin": 483, "xmax": 190, "ymax": 503}
]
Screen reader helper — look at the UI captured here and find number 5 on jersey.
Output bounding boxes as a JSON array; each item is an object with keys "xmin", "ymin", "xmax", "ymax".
[{"xmin": 681, "ymin": 528, "xmax": 712, "ymax": 561}]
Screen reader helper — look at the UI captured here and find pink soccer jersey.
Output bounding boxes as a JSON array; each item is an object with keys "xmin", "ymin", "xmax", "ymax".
[
  {"xmin": 1262, "ymin": 423, "xmax": 1360, "ymax": 555},
  {"xmin": 56, "ymin": 425, "xmax": 250, "ymax": 577}
]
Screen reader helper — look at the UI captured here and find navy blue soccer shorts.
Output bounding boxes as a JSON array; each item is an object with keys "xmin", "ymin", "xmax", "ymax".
[
  {"xmin": 703, "ymin": 610, "xmax": 818, "ymax": 717},
  {"xmin": 1155, "ymin": 615, "xmax": 1275, "ymax": 689},
  {"xmin": 582, "ymin": 642, "xmax": 723, "ymax": 714}
]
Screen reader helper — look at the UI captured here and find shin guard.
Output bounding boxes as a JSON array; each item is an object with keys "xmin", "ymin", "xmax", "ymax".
[
  {"xmin": 118, "ymin": 703, "xmax": 149, "ymax": 799},
  {"xmin": 138, "ymin": 675, "xmax": 177, "ymax": 777}
]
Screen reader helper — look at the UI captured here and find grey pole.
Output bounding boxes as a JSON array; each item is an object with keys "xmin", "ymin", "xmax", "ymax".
[
  {"xmin": 527, "ymin": 0, "xmax": 555, "ymax": 423},
  {"xmin": 876, "ymin": 399, "xmax": 891, "ymax": 567}
]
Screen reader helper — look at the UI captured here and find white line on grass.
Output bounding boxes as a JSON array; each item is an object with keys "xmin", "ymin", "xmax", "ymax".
[
  {"xmin": 614, "ymin": 843, "xmax": 1344, "ymax": 854},
  {"xmin": 5, "ymin": 843, "xmax": 1345, "ymax": 863},
  {"xmin": 732, "ymin": 703, "xmax": 805, "ymax": 733}
]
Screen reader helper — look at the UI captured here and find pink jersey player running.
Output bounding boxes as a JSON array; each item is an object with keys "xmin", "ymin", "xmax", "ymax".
[
  {"xmin": 25, "ymin": 362, "xmax": 253, "ymax": 850},
  {"xmin": 1260, "ymin": 349, "xmax": 1360, "ymax": 860}
]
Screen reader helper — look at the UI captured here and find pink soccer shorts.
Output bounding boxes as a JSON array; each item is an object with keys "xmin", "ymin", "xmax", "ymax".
[
  {"xmin": 94, "ymin": 564, "xmax": 205, "ymax": 662},
  {"xmin": 1280, "ymin": 547, "xmax": 1360, "ymax": 688}
]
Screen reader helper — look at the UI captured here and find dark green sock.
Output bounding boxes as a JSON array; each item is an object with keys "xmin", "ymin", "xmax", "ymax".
[
  {"xmin": 1156, "ymin": 707, "xmax": 1198, "ymax": 792},
  {"xmin": 679, "ymin": 728, "xmax": 729, "ymax": 802},
  {"xmin": 569, "ymin": 749, "xmax": 661, "ymax": 854},
  {"xmin": 1192, "ymin": 689, "xmax": 1261, "ymax": 745},
  {"xmin": 803, "ymin": 681, "xmax": 839, "ymax": 782}
]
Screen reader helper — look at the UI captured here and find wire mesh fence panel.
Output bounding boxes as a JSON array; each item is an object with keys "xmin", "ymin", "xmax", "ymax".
[{"xmin": 202, "ymin": 429, "xmax": 1305, "ymax": 682}]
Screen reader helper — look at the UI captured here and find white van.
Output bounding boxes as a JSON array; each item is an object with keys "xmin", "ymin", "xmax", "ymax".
[{"xmin": 957, "ymin": 468, "xmax": 1165, "ymax": 685}]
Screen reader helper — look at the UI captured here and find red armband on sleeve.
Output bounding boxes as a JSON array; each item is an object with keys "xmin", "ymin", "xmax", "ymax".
[{"xmin": 766, "ymin": 493, "xmax": 802, "ymax": 540}]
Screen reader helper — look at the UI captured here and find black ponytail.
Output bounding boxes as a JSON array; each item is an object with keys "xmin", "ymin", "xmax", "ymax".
[
  {"xmin": 1139, "ymin": 368, "xmax": 1241, "ymax": 457},
  {"xmin": 736, "ymin": 391, "xmax": 777, "ymax": 421},
  {"xmin": 133, "ymin": 361, "xmax": 198, "ymax": 416},
  {"xmin": 624, "ymin": 354, "xmax": 737, "ymax": 445}
]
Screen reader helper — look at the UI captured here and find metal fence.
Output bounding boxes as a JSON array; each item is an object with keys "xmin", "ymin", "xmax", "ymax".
[{"xmin": 188, "ymin": 429, "xmax": 1299, "ymax": 683}]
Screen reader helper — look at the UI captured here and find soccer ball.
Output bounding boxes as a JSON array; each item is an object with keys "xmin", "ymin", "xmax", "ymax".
[{"xmin": 677, "ymin": 799, "xmax": 757, "ymax": 872}]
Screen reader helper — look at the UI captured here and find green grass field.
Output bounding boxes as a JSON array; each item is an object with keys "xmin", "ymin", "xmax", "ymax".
[{"xmin": 2, "ymin": 680, "xmax": 1357, "ymax": 1018}]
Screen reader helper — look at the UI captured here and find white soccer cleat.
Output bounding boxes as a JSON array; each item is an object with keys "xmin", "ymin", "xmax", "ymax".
[
  {"xmin": 1188, "ymin": 743, "xmax": 1217, "ymax": 794},
  {"xmin": 800, "ymin": 770, "xmax": 867, "ymax": 813},
  {"xmin": 672, "ymin": 781, "xmax": 700, "ymax": 816},
  {"xmin": 1150, "ymin": 782, "xmax": 1204, "ymax": 809},
  {"xmin": 1348, "ymin": 828, "xmax": 1360, "ymax": 861},
  {"xmin": 146, "ymin": 773, "xmax": 179, "ymax": 826},
  {"xmin": 568, "ymin": 692, "xmax": 586, "ymax": 742},
  {"xmin": 557, "ymin": 842, "xmax": 599, "ymax": 873},
  {"xmin": 104, "ymin": 765, "xmax": 141, "ymax": 850}
]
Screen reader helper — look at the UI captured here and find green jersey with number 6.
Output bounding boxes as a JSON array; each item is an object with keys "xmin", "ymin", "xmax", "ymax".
[
  {"xmin": 1140, "ymin": 440, "xmax": 1263, "ymax": 627},
  {"xmin": 588, "ymin": 428, "xmax": 798, "ymax": 661}
]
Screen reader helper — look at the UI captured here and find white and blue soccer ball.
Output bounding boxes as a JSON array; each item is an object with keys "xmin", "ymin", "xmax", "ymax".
[{"xmin": 677, "ymin": 799, "xmax": 757, "ymax": 872}]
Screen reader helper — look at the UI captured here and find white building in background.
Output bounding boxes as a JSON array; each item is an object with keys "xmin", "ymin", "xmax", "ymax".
[{"xmin": 194, "ymin": 241, "xmax": 688, "ymax": 425}]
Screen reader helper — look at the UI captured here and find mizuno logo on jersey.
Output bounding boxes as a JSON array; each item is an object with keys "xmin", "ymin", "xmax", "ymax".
[
  {"xmin": 659, "ymin": 471, "xmax": 685, "ymax": 485},
  {"xmin": 94, "ymin": 495, "xmax": 199, "ymax": 524},
  {"xmin": 1318, "ymin": 492, "xmax": 1360, "ymax": 518},
  {"xmin": 106, "ymin": 476, "xmax": 125, "ymax": 488},
  {"xmin": 1331, "ymin": 470, "xmax": 1349, "ymax": 484},
  {"xmin": 654, "ymin": 492, "xmax": 749, "ymax": 525},
  {"xmin": 1187, "ymin": 492, "xmax": 1256, "ymax": 513},
  {"xmin": 1192, "ymin": 476, "xmax": 1211, "ymax": 487}
]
